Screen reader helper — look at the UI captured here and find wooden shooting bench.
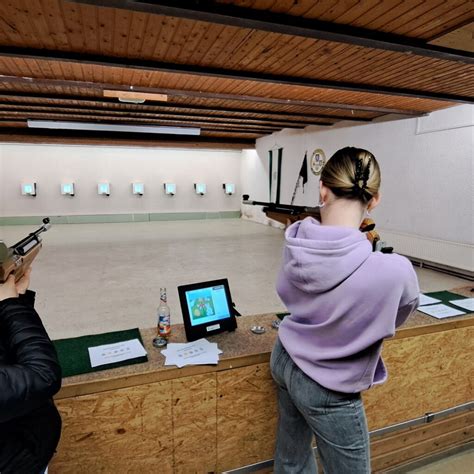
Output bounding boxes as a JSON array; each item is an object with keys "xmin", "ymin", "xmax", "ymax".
[{"xmin": 50, "ymin": 287, "xmax": 473, "ymax": 473}]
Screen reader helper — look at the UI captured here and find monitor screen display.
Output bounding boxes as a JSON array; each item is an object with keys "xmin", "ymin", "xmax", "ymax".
[{"xmin": 184, "ymin": 284, "xmax": 231, "ymax": 327}]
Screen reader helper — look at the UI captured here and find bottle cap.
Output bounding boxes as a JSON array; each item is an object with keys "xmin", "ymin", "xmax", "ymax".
[{"xmin": 160, "ymin": 288, "xmax": 167, "ymax": 302}]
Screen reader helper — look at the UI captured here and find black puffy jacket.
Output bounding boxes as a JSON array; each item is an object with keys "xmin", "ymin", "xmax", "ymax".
[{"xmin": 0, "ymin": 291, "xmax": 62, "ymax": 473}]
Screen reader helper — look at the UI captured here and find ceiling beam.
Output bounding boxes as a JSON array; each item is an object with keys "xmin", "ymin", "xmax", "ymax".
[
  {"xmin": 0, "ymin": 75, "xmax": 425, "ymax": 115},
  {"xmin": 0, "ymin": 112, "xmax": 286, "ymax": 133},
  {"xmin": 1, "ymin": 47, "xmax": 470, "ymax": 103},
  {"xmin": 0, "ymin": 129, "xmax": 257, "ymax": 147},
  {"xmin": 0, "ymin": 102, "xmax": 335, "ymax": 127},
  {"xmin": 0, "ymin": 92, "xmax": 373, "ymax": 122},
  {"xmin": 67, "ymin": 0, "xmax": 474, "ymax": 64}
]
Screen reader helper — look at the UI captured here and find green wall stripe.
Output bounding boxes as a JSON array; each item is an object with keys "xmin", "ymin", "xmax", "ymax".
[
  {"xmin": 0, "ymin": 211, "xmax": 241, "ymax": 226},
  {"xmin": 218, "ymin": 211, "xmax": 241, "ymax": 218}
]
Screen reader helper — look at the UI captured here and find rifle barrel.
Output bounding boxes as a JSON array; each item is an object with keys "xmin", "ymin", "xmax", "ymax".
[
  {"xmin": 243, "ymin": 200, "xmax": 320, "ymax": 215},
  {"xmin": 12, "ymin": 218, "xmax": 51, "ymax": 254}
]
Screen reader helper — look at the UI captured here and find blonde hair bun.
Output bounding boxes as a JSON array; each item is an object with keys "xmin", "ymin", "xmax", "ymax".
[{"xmin": 320, "ymin": 147, "xmax": 381, "ymax": 203}]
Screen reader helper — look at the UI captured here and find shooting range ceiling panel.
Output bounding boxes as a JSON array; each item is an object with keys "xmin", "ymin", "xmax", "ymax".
[{"xmin": 0, "ymin": 0, "xmax": 472, "ymax": 147}]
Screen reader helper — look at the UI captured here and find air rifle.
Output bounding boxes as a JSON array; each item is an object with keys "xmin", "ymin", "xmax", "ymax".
[
  {"xmin": 242, "ymin": 194, "xmax": 321, "ymax": 221},
  {"xmin": 0, "ymin": 218, "xmax": 51, "ymax": 283},
  {"xmin": 242, "ymin": 196, "xmax": 393, "ymax": 253}
]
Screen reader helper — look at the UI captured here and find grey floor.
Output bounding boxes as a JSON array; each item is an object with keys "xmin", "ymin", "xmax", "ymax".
[
  {"xmin": 1, "ymin": 218, "xmax": 472, "ymax": 473},
  {"xmin": 1, "ymin": 218, "xmax": 470, "ymax": 341},
  {"xmin": 391, "ymin": 446, "xmax": 474, "ymax": 473}
]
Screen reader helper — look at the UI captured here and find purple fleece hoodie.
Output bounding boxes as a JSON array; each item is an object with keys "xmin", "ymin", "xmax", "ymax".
[{"xmin": 277, "ymin": 217, "xmax": 419, "ymax": 393}]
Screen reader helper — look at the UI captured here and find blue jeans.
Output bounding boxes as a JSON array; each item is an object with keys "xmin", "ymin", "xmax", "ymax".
[{"xmin": 270, "ymin": 338, "xmax": 370, "ymax": 474}]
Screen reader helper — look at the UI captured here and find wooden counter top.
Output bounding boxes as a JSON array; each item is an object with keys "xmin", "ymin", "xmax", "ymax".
[{"xmin": 57, "ymin": 286, "xmax": 473, "ymax": 399}]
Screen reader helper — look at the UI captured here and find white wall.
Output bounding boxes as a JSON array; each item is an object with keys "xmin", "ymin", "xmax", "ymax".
[
  {"xmin": 0, "ymin": 144, "xmax": 242, "ymax": 216},
  {"xmin": 240, "ymin": 148, "xmax": 285, "ymax": 228},
  {"xmin": 242, "ymin": 105, "xmax": 474, "ymax": 270}
]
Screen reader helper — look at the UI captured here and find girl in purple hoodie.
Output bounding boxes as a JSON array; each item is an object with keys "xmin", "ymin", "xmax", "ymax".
[{"xmin": 271, "ymin": 147, "xmax": 419, "ymax": 473}]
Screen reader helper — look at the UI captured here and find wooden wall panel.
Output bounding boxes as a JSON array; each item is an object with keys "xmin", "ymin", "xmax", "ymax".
[
  {"xmin": 50, "ymin": 381, "xmax": 174, "ymax": 473},
  {"xmin": 373, "ymin": 425, "xmax": 472, "ymax": 472},
  {"xmin": 172, "ymin": 374, "xmax": 217, "ymax": 474},
  {"xmin": 371, "ymin": 410, "xmax": 473, "ymax": 459},
  {"xmin": 364, "ymin": 327, "xmax": 474, "ymax": 430},
  {"xmin": 216, "ymin": 363, "xmax": 278, "ymax": 472}
]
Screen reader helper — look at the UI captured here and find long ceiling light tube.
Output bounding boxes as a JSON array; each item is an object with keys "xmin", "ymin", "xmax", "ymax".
[{"xmin": 27, "ymin": 120, "xmax": 201, "ymax": 135}]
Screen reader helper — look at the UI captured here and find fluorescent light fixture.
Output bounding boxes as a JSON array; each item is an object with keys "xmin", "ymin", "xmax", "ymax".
[
  {"xmin": 132, "ymin": 182, "xmax": 144, "ymax": 195},
  {"xmin": 27, "ymin": 120, "xmax": 200, "ymax": 136},
  {"xmin": 164, "ymin": 183, "xmax": 176, "ymax": 196},
  {"xmin": 98, "ymin": 182, "xmax": 110, "ymax": 196},
  {"xmin": 118, "ymin": 97, "xmax": 145, "ymax": 104},
  {"xmin": 194, "ymin": 183, "xmax": 206, "ymax": 195},
  {"xmin": 223, "ymin": 183, "xmax": 235, "ymax": 195},
  {"xmin": 61, "ymin": 182, "xmax": 75, "ymax": 196},
  {"xmin": 21, "ymin": 182, "xmax": 36, "ymax": 196},
  {"xmin": 103, "ymin": 90, "xmax": 168, "ymax": 103}
]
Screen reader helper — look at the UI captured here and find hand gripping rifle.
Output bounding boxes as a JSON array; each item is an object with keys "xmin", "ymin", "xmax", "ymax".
[
  {"xmin": 0, "ymin": 218, "xmax": 52, "ymax": 283},
  {"xmin": 242, "ymin": 196, "xmax": 393, "ymax": 253}
]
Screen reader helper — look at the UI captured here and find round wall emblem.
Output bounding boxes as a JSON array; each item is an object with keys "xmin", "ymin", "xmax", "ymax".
[{"xmin": 310, "ymin": 149, "xmax": 326, "ymax": 175}]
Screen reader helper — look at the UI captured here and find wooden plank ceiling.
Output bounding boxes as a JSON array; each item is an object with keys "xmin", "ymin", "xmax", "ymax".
[{"xmin": 0, "ymin": 0, "xmax": 472, "ymax": 148}]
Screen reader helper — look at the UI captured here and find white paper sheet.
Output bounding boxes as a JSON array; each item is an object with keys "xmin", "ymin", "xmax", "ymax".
[
  {"xmin": 418, "ymin": 294, "xmax": 441, "ymax": 306},
  {"xmin": 417, "ymin": 303, "xmax": 466, "ymax": 319},
  {"xmin": 161, "ymin": 338, "xmax": 222, "ymax": 368},
  {"xmin": 449, "ymin": 298, "xmax": 474, "ymax": 312},
  {"xmin": 88, "ymin": 339, "xmax": 147, "ymax": 368}
]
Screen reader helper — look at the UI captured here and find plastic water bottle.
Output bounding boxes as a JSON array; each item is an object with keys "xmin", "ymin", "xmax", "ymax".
[{"xmin": 158, "ymin": 287, "xmax": 171, "ymax": 339}]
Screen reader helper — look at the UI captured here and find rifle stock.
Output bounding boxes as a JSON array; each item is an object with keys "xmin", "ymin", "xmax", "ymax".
[
  {"xmin": 0, "ymin": 218, "xmax": 51, "ymax": 283},
  {"xmin": 242, "ymin": 196, "xmax": 321, "ymax": 223}
]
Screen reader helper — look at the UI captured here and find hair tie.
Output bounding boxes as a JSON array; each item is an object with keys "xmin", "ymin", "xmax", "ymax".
[{"xmin": 352, "ymin": 158, "xmax": 371, "ymax": 196}]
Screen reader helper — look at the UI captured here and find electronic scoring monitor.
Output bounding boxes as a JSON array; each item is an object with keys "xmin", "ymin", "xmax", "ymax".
[{"xmin": 178, "ymin": 278, "xmax": 237, "ymax": 341}]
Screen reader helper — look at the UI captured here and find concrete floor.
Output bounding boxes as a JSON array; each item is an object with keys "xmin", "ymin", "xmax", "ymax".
[
  {"xmin": 392, "ymin": 445, "xmax": 474, "ymax": 473},
  {"xmin": 407, "ymin": 448, "xmax": 474, "ymax": 474},
  {"xmin": 1, "ymin": 218, "xmax": 471, "ymax": 473},
  {"xmin": 1, "ymin": 218, "xmax": 470, "ymax": 340}
]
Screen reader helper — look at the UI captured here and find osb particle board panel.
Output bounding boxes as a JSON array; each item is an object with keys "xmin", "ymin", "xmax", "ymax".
[
  {"xmin": 172, "ymin": 374, "xmax": 217, "ymax": 474},
  {"xmin": 216, "ymin": 363, "xmax": 279, "ymax": 472},
  {"xmin": 364, "ymin": 326, "xmax": 474, "ymax": 431},
  {"xmin": 49, "ymin": 381, "xmax": 174, "ymax": 473},
  {"xmin": 50, "ymin": 375, "xmax": 219, "ymax": 474},
  {"xmin": 48, "ymin": 325, "xmax": 472, "ymax": 473}
]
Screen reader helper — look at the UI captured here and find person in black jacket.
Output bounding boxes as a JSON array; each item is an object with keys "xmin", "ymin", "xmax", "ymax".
[{"xmin": 0, "ymin": 269, "xmax": 62, "ymax": 473}]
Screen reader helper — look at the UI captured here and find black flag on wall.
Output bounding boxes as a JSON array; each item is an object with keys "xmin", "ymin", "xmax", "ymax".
[
  {"xmin": 291, "ymin": 152, "xmax": 308, "ymax": 204},
  {"xmin": 299, "ymin": 152, "xmax": 308, "ymax": 191}
]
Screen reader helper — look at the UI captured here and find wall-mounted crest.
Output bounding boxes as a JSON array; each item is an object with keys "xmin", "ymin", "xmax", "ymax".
[{"xmin": 310, "ymin": 149, "xmax": 326, "ymax": 176}]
